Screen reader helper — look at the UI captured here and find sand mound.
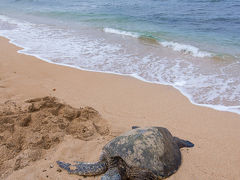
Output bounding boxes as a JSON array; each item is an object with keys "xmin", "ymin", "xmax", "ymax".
[{"xmin": 0, "ymin": 96, "xmax": 109, "ymax": 179}]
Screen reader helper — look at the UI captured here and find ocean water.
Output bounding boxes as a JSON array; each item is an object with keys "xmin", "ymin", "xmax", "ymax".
[{"xmin": 0, "ymin": 0, "xmax": 239, "ymax": 114}]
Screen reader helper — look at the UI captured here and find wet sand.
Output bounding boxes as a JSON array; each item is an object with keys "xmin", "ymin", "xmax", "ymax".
[{"xmin": 0, "ymin": 37, "xmax": 239, "ymax": 180}]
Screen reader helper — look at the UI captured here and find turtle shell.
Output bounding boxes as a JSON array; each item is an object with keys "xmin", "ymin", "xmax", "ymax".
[{"xmin": 102, "ymin": 127, "xmax": 181, "ymax": 178}]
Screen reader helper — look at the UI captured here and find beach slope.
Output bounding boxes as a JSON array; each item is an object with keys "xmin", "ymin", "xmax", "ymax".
[{"xmin": 0, "ymin": 37, "xmax": 239, "ymax": 180}]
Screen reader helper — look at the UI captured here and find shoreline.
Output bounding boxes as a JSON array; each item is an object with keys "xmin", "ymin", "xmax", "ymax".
[
  {"xmin": 2, "ymin": 32, "xmax": 240, "ymax": 115},
  {"xmin": 0, "ymin": 36, "xmax": 240, "ymax": 179}
]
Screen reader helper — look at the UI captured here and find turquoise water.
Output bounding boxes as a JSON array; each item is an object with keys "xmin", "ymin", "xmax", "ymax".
[
  {"xmin": 1, "ymin": 0, "xmax": 240, "ymax": 56},
  {"xmin": 0, "ymin": 0, "xmax": 240, "ymax": 114}
]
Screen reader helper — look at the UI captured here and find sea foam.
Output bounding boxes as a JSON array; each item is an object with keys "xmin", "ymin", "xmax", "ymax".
[
  {"xmin": 103, "ymin": 27, "xmax": 212, "ymax": 58},
  {"xmin": 161, "ymin": 41, "xmax": 212, "ymax": 58},
  {"xmin": 103, "ymin": 28, "xmax": 139, "ymax": 38}
]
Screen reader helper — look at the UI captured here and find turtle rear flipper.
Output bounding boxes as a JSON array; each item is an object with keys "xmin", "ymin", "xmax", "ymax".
[
  {"xmin": 101, "ymin": 167, "xmax": 121, "ymax": 180},
  {"xmin": 173, "ymin": 137, "xmax": 194, "ymax": 148},
  {"xmin": 56, "ymin": 160, "xmax": 107, "ymax": 176}
]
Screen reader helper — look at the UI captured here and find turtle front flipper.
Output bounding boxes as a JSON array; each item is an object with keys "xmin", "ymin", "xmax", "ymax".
[
  {"xmin": 56, "ymin": 160, "xmax": 107, "ymax": 176},
  {"xmin": 173, "ymin": 137, "xmax": 194, "ymax": 148},
  {"xmin": 101, "ymin": 167, "xmax": 121, "ymax": 180}
]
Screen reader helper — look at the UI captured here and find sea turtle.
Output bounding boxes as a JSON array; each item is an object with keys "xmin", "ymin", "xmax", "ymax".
[{"xmin": 57, "ymin": 126, "xmax": 194, "ymax": 179}]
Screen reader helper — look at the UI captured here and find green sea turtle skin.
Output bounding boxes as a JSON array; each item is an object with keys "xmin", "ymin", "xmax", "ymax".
[{"xmin": 57, "ymin": 126, "xmax": 194, "ymax": 180}]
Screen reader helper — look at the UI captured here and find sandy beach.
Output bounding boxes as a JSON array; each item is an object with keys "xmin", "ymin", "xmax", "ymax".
[{"xmin": 0, "ymin": 36, "xmax": 240, "ymax": 180}]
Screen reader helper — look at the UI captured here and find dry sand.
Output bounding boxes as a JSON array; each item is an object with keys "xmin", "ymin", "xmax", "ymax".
[{"xmin": 0, "ymin": 36, "xmax": 239, "ymax": 180}]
